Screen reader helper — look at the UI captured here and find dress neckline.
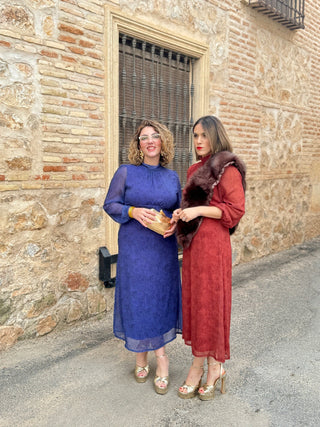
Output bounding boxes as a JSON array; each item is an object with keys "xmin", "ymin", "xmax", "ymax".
[
  {"xmin": 142, "ymin": 162, "xmax": 161, "ymax": 170},
  {"xmin": 200, "ymin": 154, "xmax": 212, "ymax": 165}
]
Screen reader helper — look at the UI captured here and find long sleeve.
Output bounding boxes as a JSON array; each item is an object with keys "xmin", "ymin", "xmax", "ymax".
[
  {"xmin": 173, "ymin": 173, "xmax": 182, "ymax": 212},
  {"xmin": 213, "ymin": 166, "xmax": 245, "ymax": 229},
  {"xmin": 103, "ymin": 165, "xmax": 131, "ymax": 224}
]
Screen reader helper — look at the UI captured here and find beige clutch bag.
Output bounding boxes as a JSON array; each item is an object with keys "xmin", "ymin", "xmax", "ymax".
[{"xmin": 146, "ymin": 209, "xmax": 171, "ymax": 235}]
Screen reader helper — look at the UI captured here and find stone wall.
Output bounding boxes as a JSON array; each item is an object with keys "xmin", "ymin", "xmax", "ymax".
[
  {"xmin": 0, "ymin": 0, "xmax": 108, "ymax": 351},
  {"xmin": 1, "ymin": 0, "xmax": 320, "ymax": 350}
]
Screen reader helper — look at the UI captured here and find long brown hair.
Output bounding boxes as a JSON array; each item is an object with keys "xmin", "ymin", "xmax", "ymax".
[
  {"xmin": 193, "ymin": 115, "xmax": 233, "ymax": 158},
  {"xmin": 128, "ymin": 119, "xmax": 174, "ymax": 166}
]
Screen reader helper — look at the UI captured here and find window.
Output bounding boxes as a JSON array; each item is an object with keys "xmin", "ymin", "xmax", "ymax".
[
  {"xmin": 119, "ymin": 34, "xmax": 196, "ymax": 186},
  {"xmin": 104, "ymin": 6, "xmax": 209, "ymax": 253},
  {"xmin": 248, "ymin": 0, "xmax": 305, "ymax": 30}
]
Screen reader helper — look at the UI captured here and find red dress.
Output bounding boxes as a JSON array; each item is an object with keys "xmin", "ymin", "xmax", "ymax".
[{"xmin": 181, "ymin": 156, "xmax": 245, "ymax": 362}]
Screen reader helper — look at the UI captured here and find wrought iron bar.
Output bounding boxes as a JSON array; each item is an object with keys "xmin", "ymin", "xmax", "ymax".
[
  {"xmin": 159, "ymin": 48, "xmax": 164, "ymax": 123},
  {"xmin": 248, "ymin": 0, "xmax": 305, "ymax": 29},
  {"xmin": 150, "ymin": 44, "xmax": 156, "ymax": 120},
  {"xmin": 189, "ymin": 58, "xmax": 195, "ymax": 164},
  {"xmin": 121, "ymin": 34, "xmax": 127, "ymax": 163},
  {"xmin": 132, "ymin": 38, "xmax": 137, "ymax": 132},
  {"xmin": 183, "ymin": 56, "xmax": 188, "ymax": 127},
  {"xmin": 175, "ymin": 54, "xmax": 181, "ymax": 123},
  {"xmin": 119, "ymin": 34, "xmax": 196, "ymax": 185},
  {"xmin": 182, "ymin": 56, "xmax": 188, "ymax": 168},
  {"xmin": 141, "ymin": 41, "xmax": 146, "ymax": 120},
  {"xmin": 167, "ymin": 51, "xmax": 173, "ymax": 132}
]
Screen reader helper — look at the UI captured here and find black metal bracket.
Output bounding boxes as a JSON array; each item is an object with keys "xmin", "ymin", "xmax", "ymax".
[
  {"xmin": 99, "ymin": 247, "xmax": 118, "ymax": 288},
  {"xmin": 99, "ymin": 246, "xmax": 183, "ymax": 288},
  {"xmin": 248, "ymin": 0, "xmax": 305, "ymax": 30}
]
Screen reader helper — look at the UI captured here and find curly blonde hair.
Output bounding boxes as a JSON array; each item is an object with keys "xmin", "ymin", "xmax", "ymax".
[{"xmin": 128, "ymin": 119, "xmax": 174, "ymax": 166}]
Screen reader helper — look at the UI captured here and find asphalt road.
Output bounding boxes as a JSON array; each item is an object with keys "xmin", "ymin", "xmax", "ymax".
[{"xmin": 0, "ymin": 237, "xmax": 319, "ymax": 427}]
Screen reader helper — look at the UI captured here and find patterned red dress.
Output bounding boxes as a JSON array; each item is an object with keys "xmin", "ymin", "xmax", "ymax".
[{"xmin": 181, "ymin": 156, "xmax": 245, "ymax": 362}]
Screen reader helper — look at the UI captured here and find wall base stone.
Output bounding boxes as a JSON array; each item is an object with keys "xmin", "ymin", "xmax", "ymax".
[{"xmin": 0, "ymin": 326, "xmax": 24, "ymax": 351}]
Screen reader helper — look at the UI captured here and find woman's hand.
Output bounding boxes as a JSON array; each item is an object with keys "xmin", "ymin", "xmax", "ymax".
[
  {"xmin": 131, "ymin": 207, "xmax": 156, "ymax": 227},
  {"xmin": 172, "ymin": 208, "xmax": 182, "ymax": 222},
  {"xmin": 163, "ymin": 219, "xmax": 177, "ymax": 238},
  {"xmin": 178, "ymin": 207, "xmax": 200, "ymax": 222}
]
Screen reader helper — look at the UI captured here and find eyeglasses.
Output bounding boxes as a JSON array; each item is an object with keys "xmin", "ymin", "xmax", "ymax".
[{"xmin": 138, "ymin": 133, "xmax": 161, "ymax": 142}]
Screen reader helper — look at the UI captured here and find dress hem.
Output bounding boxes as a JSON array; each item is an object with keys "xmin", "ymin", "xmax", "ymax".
[
  {"xmin": 114, "ymin": 329, "xmax": 182, "ymax": 353},
  {"xmin": 183, "ymin": 340, "xmax": 229, "ymax": 363}
]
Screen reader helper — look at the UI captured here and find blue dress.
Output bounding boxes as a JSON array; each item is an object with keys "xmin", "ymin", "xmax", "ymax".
[{"xmin": 103, "ymin": 163, "xmax": 182, "ymax": 352}]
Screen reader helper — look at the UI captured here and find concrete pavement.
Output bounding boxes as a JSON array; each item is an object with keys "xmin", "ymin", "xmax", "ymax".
[{"xmin": 0, "ymin": 237, "xmax": 319, "ymax": 427}]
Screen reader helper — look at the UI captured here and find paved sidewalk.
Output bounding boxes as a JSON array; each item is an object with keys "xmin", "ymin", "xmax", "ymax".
[{"xmin": 0, "ymin": 238, "xmax": 319, "ymax": 427}]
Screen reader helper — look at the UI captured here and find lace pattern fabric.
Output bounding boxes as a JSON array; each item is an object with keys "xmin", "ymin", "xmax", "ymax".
[
  {"xmin": 181, "ymin": 160, "xmax": 245, "ymax": 362},
  {"xmin": 104, "ymin": 163, "xmax": 182, "ymax": 352}
]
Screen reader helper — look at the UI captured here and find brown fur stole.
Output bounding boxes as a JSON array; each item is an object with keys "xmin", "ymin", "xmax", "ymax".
[{"xmin": 176, "ymin": 151, "xmax": 246, "ymax": 249}]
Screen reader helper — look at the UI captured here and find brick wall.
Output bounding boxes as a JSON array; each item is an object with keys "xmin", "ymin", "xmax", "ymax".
[{"xmin": 0, "ymin": 0, "xmax": 319, "ymax": 350}]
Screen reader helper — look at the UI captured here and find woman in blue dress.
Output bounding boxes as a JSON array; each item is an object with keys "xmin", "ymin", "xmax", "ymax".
[{"xmin": 103, "ymin": 120, "xmax": 182, "ymax": 394}]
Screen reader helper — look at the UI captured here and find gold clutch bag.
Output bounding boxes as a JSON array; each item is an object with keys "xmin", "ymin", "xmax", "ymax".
[{"xmin": 146, "ymin": 209, "xmax": 171, "ymax": 235}]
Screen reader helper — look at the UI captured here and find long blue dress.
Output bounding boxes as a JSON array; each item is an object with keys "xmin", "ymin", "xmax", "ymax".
[{"xmin": 103, "ymin": 163, "xmax": 182, "ymax": 352}]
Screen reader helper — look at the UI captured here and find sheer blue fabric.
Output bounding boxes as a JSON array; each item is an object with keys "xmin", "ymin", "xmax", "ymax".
[{"xmin": 103, "ymin": 163, "xmax": 182, "ymax": 352}]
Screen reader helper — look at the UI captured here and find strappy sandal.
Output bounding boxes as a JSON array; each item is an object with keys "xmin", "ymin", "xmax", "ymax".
[
  {"xmin": 178, "ymin": 364, "xmax": 204, "ymax": 399},
  {"xmin": 154, "ymin": 354, "xmax": 169, "ymax": 395},
  {"xmin": 134, "ymin": 364, "xmax": 150, "ymax": 383},
  {"xmin": 198, "ymin": 362, "xmax": 226, "ymax": 401}
]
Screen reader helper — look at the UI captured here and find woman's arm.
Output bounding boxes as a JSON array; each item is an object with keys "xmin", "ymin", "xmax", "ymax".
[
  {"xmin": 163, "ymin": 171, "xmax": 182, "ymax": 238},
  {"xmin": 177, "ymin": 166, "xmax": 244, "ymax": 226},
  {"xmin": 103, "ymin": 166, "xmax": 156, "ymax": 226},
  {"xmin": 103, "ymin": 166, "xmax": 130, "ymax": 223},
  {"xmin": 213, "ymin": 166, "xmax": 245, "ymax": 228},
  {"xmin": 177, "ymin": 205, "xmax": 222, "ymax": 222}
]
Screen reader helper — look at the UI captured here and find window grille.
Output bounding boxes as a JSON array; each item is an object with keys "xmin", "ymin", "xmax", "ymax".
[
  {"xmin": 248, "ymin": 0, "xmax": 305, "ymax": 30},
  {"xmin": 119, "ymin": 34, "xmax": 196, "ymax": 186}
]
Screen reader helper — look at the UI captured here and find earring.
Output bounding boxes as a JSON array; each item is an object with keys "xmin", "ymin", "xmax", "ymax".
[{"xmin": 139, "ymin": 150, "xmax": 144, "ymax": 161}]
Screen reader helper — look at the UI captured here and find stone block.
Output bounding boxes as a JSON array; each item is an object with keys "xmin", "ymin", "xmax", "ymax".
[
  {"xmin": 22, "ymin": 36, "xmax": 42, "ymax": 45},
  {"xmin": 0, "ymin": 111, "xmax": 23, "ymax": 129},
  {"xmin": 28, "ymin": 0, "xmax": 55, "ymax": 9},
  {"xmin": 0, "ymin": 184, "xmax": 20, "ymax": 191},
  {"xmin": 0, "ymin": 326, "xmax": 24, "ymax": 351},
  {"xmin": 0, "ymin": 4, "xmax": 34, "ymax": 35},
  {"xmin": 57, "ymin": 208, "xmax": 79, "ymax": 226},
  {"xmin": 66, "ymin": 300, "xmax": 83, "ymax": 323},
  {"xmin": 87, "ymin": 288, "xmax": 107, "ymax": 315},
  {"xmin": 11, "ymin": 286, "xmax": 33, "ymax": 297},
  {"xmin": 8, "ymin": 203, "xmax": 48, "ymax": 232},
  {"xmin": 0, "ymin": 83, "xmax": 34, "ymax": 108},
  {"xmin": 58, "ymin": 23, "xmax": 84, "ymax": 35},
  {"xmin": 311, "ymin": 183, "xmax": 320, "ymax": 212},
  {"xmin": 0, "ymin": 59, "xmax": 8, "ymax": 77},
  {"xmin": 43, "ymin": 16, "xmax": 54, "ymax": 37},
  {"xmin": 14, "ymin": 43, "xmax": 37, "ymax": 53},
  {"xmin": 36, "ymin": 315, "xmax": 57, "ymax": 336},
  {"xmin": 311, "ymin": 161, "xmax": 320, "ymax": 182},
  {"xmin": 14, "ymin": 62, "xmax": 33, "ymax": 77},
  {"xmin": 0, "ymin": 298, "xmax": 12, "ymax": 325},
  {"xmin": 0, "ymin": 40, "xmax": 11, "ymax": 48},
  {"xmin": 64, "ymin": 272, "xmax": 89, "ymax": 292},
  {"xmin": 6, "ymin": 157, "xmax": 32, "ymax": 171},
  {"xmin": 27, "ymin": 294, "xmax": 57, "ymax": 318}
]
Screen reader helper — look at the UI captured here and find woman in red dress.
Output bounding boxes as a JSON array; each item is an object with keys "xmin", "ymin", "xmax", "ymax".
[{"xmin": 173, "ymin": 115, "xmax": 246, "ymax": 400}]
